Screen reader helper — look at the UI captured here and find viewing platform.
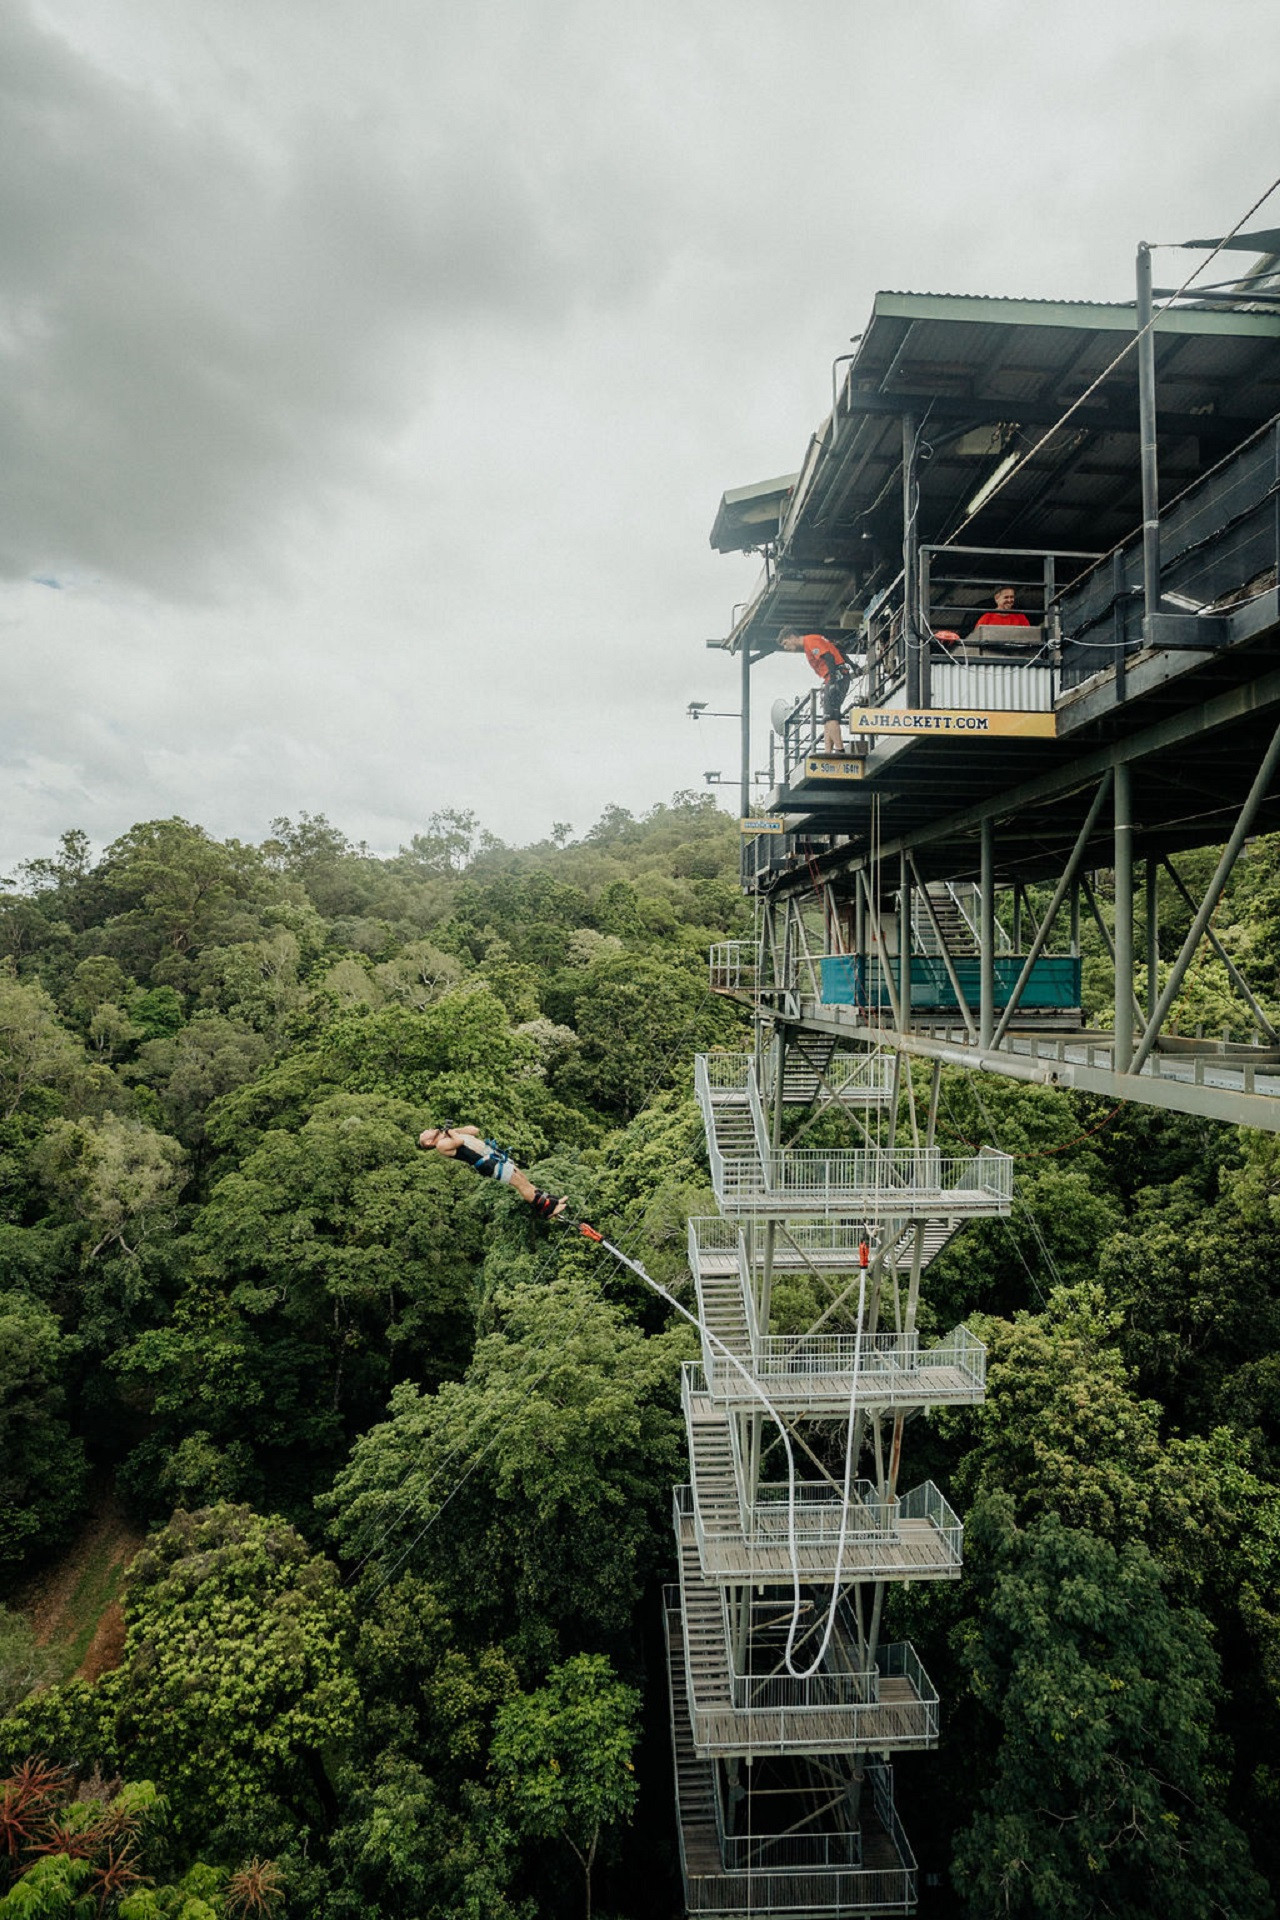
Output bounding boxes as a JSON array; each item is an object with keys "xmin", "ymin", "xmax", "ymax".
[
  {"xmin": 695, "ymin": 1052, "xmax": 1013, "ymax": 1220},
  {"xmin": 680, "ymin": 1378, "xmax": 964, "ymax": 1584},
  {"xmin": 673, "ymin": 1512, "xmax": 939, "ymax": 1757},
  {"xmin": 665, "ymin": 1599, "xmax": 918, "ymax": 1917},
  {"xmin": 688, "ymin": 1218, "xmax": 986, "ymax": 1414}
]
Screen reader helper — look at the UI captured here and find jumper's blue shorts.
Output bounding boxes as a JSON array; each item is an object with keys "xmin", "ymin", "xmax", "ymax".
[{"xmin": 453, "ymin": 1137, "xmax": 516, "ymax": 1184}]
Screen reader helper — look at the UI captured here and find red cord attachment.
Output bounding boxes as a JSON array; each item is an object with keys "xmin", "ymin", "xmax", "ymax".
[
  {"xmin": 579, "ymin": 1223, "xmax": 604, "ymax": 1242},
  {"xmin": 858, "ymin": 1239, "xmax": 870, "ymax": 1269}
]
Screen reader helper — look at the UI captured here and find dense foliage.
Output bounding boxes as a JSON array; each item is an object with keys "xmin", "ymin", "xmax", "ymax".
[{"xmin": 1, "ymin": 804, "xmax": 1279, "ymax": 1915}]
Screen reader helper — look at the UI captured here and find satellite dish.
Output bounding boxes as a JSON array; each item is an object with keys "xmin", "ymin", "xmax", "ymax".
[{"xmin": 770, "ymin": 697, "xmax": 792, "ymax": 736}]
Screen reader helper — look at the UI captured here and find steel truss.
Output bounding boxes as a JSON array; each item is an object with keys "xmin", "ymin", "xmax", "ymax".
[{"xmin": 667, "ymin": 1043, "xmax": 997, "ymax": 1918}]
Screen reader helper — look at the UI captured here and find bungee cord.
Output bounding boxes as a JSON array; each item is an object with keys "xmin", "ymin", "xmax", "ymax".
[
  {"xmin": 346, "ymin": 986, "xmax": 731, "ymax": 1590},
  {"xmin": 577, "ymin": 1219, "xmax": 869, "ymax": 1683}
]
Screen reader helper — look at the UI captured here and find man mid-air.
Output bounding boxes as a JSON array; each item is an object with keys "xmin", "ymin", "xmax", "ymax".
[{"xmin": 418, "ymin": 1123, "xmax": 567, "ymax": 1219}]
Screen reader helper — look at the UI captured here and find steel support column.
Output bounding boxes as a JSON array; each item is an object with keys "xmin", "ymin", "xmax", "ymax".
[
  {"xmin": 1114, "ymin": 763, "xmax": 1134, "ymax": 1070},
  {"xmin": 898, "ymin": 852, "xmax": 912, "ymax": 1036},
  {"xmin": 902, "ymin": 413, "xmax": 919, "ymax": 707},
  {"xmin": 739, "ymin": 639, "xmax": 752, "ymax": 822},
  {"xmin": 1136, "ymin": 242, "xmax": 1161, "ymax": 629},
  {"xmin": 1146, "ymin": 857, "xmax": 1159, "ymax": 1017},
  {"xmin": 1162, "ymin": 854, "xmax": 1278, "ymax": 1042},
  {"xmin": 979, "ymin": 818, "xmax": 995, "ymax": 1049}
]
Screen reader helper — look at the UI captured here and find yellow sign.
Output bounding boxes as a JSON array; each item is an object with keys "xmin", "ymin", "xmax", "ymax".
[
  {"xmin": 740, "ymin": 817, "xmax": 786, "ymax": 835},
  {"xmin": 803, "ymin": 756, "xmax": 867, "ymax": 779},
  {"xmin": 847, "ymin": 707, "xmax": 1056, "ymax": 738}
]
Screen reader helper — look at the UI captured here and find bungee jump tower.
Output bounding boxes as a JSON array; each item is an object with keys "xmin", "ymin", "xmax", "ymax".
[{"xmin": 667, "ymin": 235, "xmax": 1280, "ymax": 1913}]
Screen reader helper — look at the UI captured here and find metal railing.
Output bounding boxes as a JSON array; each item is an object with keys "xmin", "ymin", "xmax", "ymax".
[
  {"xmin": 1056, "ymin": 413, "xmax": 1280, "ymax": 690},
  {"xmin": 685, "ymin": 1751, "xmax": 917, "ymax": 1916},
  {"xmin": 687, "ymin": 1218, "xmax": 989, "ymax": 1405},
  {"xmin": 719, "ymin": 1831, "xmax": 862, "ymax": 1871},
  {"xmin": 709, "ymin": 941, "xmax": 801, "ymax": 996},
  {"xmin": 669, "ymin": 1583, "xmax": 922, "ymax": 1760},
  {"xmin": 726, "ymin": 1326, "xmax": 986, "ymax": 1404},
  {"xmin": 713, "ymin": 1142, "xmax": 1014, "ymax": 1215},
  {"xmin": 677, "ymin": 1443, "xmax": 965, "ymax": 1574},
  {"xmin": 665, "ymin": 1593, "xmax": 918, "ymax": 1916}
]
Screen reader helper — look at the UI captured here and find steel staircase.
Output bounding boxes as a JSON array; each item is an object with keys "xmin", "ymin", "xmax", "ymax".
[{"xmin": 664, "ymin": 1045, "xmax": 1002, "ymax": 1917}]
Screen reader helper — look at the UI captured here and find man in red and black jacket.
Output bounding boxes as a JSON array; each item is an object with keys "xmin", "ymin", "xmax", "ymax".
[{"xmin": 779, "ymin": 628, "xmax": 851, "ymax": 753}]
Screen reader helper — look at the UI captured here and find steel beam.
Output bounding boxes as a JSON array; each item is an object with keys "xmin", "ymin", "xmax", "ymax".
[
  {"xmin": 794, "ymin": 660, "xmax": 1280, "ymax": 884},
  {"xmin": 979, "ymin": 820, "xmax": 995, "ymax": 1049},
  {"xmin": 1113, "ymin": 764, "xmax": 1135, "ymax": 1070},
  {"xmin": 763, "ymin": 998, "xmax": 1280, "ymax": 1130},
  {"xmin": 898, "ymin": 851, "xmax": 912, "ymax": 1036},
  {"xmin": 1136, "ymin": 243, "xmax": 1161, "ymax": 628},
  {"xmin": 739, "ymin": 638, "xmax": 752, "ymax": 821},
  {"xmin": 902, "ymin": 414, "xmax": 919, "ymax": 708}
]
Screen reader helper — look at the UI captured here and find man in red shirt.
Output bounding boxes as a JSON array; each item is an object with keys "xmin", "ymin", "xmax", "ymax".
[
  {"xmin": 974, "ymin": 586, "xmax": 1032, "ymax": 628},
  {"xmin": 779, "ymin": 628, "xmax": 851, "ymax": 753}
]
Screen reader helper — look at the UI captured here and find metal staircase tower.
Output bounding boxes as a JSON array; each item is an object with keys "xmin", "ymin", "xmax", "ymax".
[
  {"xmin": 665, "ymin": 1040, "xmax": 1010, "ymax": 1917},
  {"xmin": 682, "ymin": 248, "xmax": 1280, "ymax": 1907}
]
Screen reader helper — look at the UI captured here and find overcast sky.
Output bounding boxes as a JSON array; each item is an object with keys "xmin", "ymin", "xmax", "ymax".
[{"xmin": 2, "ymin": 0, "xmax": 1277, "ymax": 871}]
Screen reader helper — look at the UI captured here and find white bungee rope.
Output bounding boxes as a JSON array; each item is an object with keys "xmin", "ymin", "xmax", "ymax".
[{"xmin": 579, "ymin": 1220, "xmax": 868, "ymax": 1682}]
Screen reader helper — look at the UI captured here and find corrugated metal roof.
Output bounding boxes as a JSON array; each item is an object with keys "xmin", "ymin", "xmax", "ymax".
[
  {"xmin": 712, "ymin": 282, "xmax": 1280, "ymax": 655},
  {"xmin": 710, "ymin": 473, "xmax": 800, "ymax": 553}
]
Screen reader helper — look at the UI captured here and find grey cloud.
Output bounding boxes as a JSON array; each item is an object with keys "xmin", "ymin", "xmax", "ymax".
[{"xmin": 0, "ymin": 3, "xmax": 618, "ymax": 595}]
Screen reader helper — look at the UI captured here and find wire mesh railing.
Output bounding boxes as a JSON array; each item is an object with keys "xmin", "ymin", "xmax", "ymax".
[
  {"xmin": 709, "ymin": 941, "xmax": 798, "ymax": 995},
  {"xmin": 713, "ymin": 1142, "xmax": 1014, "ymax": 1216}
]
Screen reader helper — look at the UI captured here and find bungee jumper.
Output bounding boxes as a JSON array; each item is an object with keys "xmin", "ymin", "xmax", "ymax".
[
  {"xmin": 417, "ymin": 1124, "xmax": 568, "ymax": 1219},
  {"xmin": 778, "ymin": 627, "xmax": 854, "ymax": 755}
]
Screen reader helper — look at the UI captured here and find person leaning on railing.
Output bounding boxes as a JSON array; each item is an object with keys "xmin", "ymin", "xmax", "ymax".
[
  {"xmin": 778, "ymin": 627, "xmax": 852, "ymax": 754},
  {"xmin": 973, "ymin": 585, "xmax": 1032, "ymax": 629}
]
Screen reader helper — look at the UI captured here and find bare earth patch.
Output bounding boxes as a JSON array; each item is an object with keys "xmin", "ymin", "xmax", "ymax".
[{"xmin": 18, "ymin": 1489, "xmax": 146, "ymax": 1682}]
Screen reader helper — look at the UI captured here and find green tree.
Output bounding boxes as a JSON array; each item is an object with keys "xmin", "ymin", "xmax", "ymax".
[
  {"xmin": 102, "ymin": 1505, "xmax": 358, "ymax": 1855},
  {"xmin": 0, "ymin": 1294, "xmax": 87, "ymax": 1579},
  {"xmin": 560, "ymin": 952, "xmax": 740, "ymax": 1118},
  {"xmin": 0, "ymin": 973, "xmax": 91, "ymax": 1124},
  {"xmin": 490, "ymin": 1655, "xmax": 639, "ymax": 1920},
  {"xmin": 952, "ymin": 1496, "xmax": 1269, "ymax": 1920},
  {"xmin": 954, "ymin": 1285, "xmax": 1164, "ymax": 1546},
  {"xmin": 33, "ymin": 1114, "xmax": 186, "ymax": 1265},
  {"xmin": 326, "ymin": 1278, "xmax": 688, "ymax": 1658},
  {"xmin": 113, "ymin": 1094, "xmax": 482, "ymax": 1494}
]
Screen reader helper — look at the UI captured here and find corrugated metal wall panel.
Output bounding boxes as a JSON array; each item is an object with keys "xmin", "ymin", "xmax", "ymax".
[{"xmin": 926, "ymin": 663, "xmax": 1055, "ymax": 711}]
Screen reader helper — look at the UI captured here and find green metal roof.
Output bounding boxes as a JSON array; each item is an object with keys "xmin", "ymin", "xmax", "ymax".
[
  {"xmin": 710, "ymin": 472, "xmax": 801, "ymax": 554},
  {"xmin": 869, "ymin": 288, "xmax": 1280, "ymax": 339},
  {"xmin": 711, "ymin": 283, "xmax": 1280, "ymax": 653}
]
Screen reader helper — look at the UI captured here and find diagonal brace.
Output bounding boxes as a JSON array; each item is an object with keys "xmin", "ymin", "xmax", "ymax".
[
  {"xmin": 992, "ymin": 772, "xmax": 1114, "ymax": 1048},
  {"xmin": 907, "ymin": 855, "xmax": 978, "ymax": 1041},
  {"xmin": 1161, "ymin": 854, "xmax": 1278, "ymax": 1043},
  {"xmin": 1131, "ymin": 718, "xmax": 1280, "ymax": 1076}
]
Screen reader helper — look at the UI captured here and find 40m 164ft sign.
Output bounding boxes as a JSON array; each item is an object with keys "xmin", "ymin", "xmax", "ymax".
[{"xmin": 848, "ymin": 707, "xmax": 1057, "ymax": 738}]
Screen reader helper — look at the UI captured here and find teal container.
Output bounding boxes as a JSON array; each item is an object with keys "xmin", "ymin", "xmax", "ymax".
[{"xmin": 820, "ymin": 954, "xmax": 1081, "ymax": 1012}]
